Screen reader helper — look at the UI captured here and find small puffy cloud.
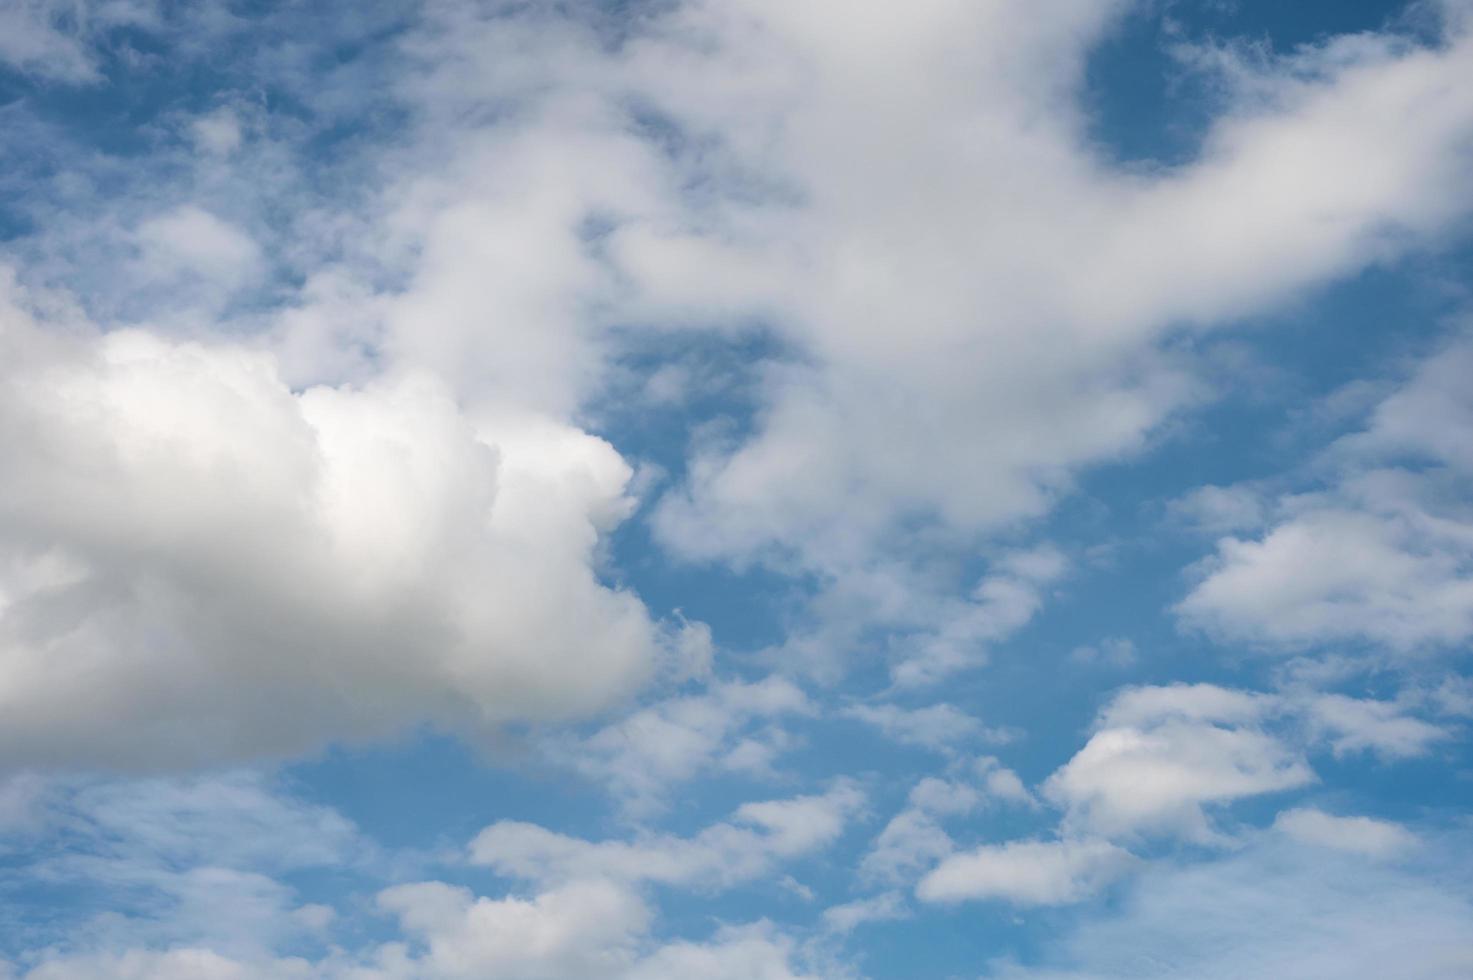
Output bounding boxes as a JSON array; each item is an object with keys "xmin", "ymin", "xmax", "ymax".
[
  {"xmin": 1273, "ymin": 807, "xmax": 1417, "ymax": 858},
  {"xmin": 623, "ymin": 924, "xmax": 822, "ymax": 980},
  {"xmin": 975, "ymin": 756, "xmax": 1037, "ymax": 808},
  {"xmin": 821, "ymin": 891, "xmax": 907, "ymax": 934},
  {"xmin": 1168, "ymin": 484, "xmax": 1268, "ymax": 534},
  {"xmin": 375, "ymin": 878, "xmax": 648, "ymax": 980},
  {"xmin": 860, "ymin": 783, "xmax": 974, "ymax": 886},
  {"xmin": 1045, "ymin": 685, "xmax": 1313, "ymax": 842},
  {"xmin": 917, "ymin": 838, "xmax": 1134, "ymax": 906},
  {"xmin": 841, "ymin": 702, "xmax": 1012, "ymax": 753},
  {"xmin": 1178, "ymin": 336, "xmax": 1473, "ymax": 657},
  {"xmin": 1178, "ymin": 508, "xmax": 1473, "ymax": 653},
  {"xmin": 890, "ymin": 547, "xmax": 1070, "ymax": 687},
  {"xmin": 468, "ymin": 782, "xmax": 863, "ymax": 890},
  {"xmin": 1097, "ymin": 683, "xmax": 1273, "ymax": 729},
  {"xmin": 1302, "ymin": 694, "xmax": 1449, "ymax": 760},
  {"xmin": 860, "ymin": 764, "xmax": 1033, "ymax": 886},
  {"xmin": 543, "ymin": 676, "xmax": 811, "ymax": 814}
]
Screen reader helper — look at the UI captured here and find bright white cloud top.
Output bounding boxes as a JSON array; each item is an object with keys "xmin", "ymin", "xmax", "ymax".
[{"xmin": 0, "ymin": 1, "xmax": 1471, "ymax": 978}]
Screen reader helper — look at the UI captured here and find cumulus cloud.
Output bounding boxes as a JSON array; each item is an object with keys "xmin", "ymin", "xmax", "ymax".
[
  {"xmin": 1179, "ymin": 333, "xmax": 1473, "ymax": 655},
  {"xmin": 468, "ymin": 782, "xmax": 863, "ymax": 890},
  {"xmin": 1272, "ymin": 807, "xmax": 1417, "ymax": 858},
  {"xmin": 372, "ymin": 878, "xmax": 648, "ymax": 980},
  {"xmin": 1302, "ymin": 693, "xmax": 1450, "ymax": 760},
  {"xmin": 860, "ymin": 762, "xmax": 1033, "ymax": 886},
  {"xmin": 0, "ymin": 285, "xmax": 663, "ymax": 768},
  {"xmin": 641, "ymin": 0, "xmax": 1473, "ymax": 588},
  {"xmin": 821, "ymin": 891, "xmax": 907, "ymax": 934},
  {"xmin": 1045, "ymin": 684, "xmax": 1313, "ymax": 842},
  {"xmin": 541, "ymin": 675, "xmax": 812, "ymax": 815},
  {"xmin": 917, "ymin": 838, "xmax": 1134, "ymax": 906}
]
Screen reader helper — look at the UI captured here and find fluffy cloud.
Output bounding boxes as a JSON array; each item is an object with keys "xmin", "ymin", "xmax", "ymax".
[
  {"xmin": 1179, "ymin": 334, "xmax": 1473, "ymax": 655},
  {"xmin": 468, "ymin": 782, "xmax": 863, "ymax": 890},
  {"xmin": 371, "ymin": 878, "xmax": 648, "ymax": 980},
  {"xmin": 1, "ymin": 774, "xmax": 839, "ymax": 980},
  {"xmin": 541, "ymin": 675, "xmax": 812, "ymax": 815},
  {"xmin": 916, "ymin": 838, "xmax": 1134, "ymax": 906},
  {"xmin": 1045, "ymin": 685, "xmax": 1313, "ymax": 841},
  {"xmin": 1272, "ymin": 807, "xmax": 1417, "ymax": 858},
  {"xmin": 640, "ymin": 1, "xmax": 1473, "ymax": 587},
  {"xmin": 1302, "ymin": 693, "xmax": 1450, "ymax": 760},
  {"xmin": 860, "ymin": 762, "xmax": 1033, "ymax": 886},
  {"xmin": 0, "ymin": 285, "xmax": 663, "ymax": 768},
  {"xmin": 1178, "ymin": 507, "xmax": 1473, "ymax": 652}
]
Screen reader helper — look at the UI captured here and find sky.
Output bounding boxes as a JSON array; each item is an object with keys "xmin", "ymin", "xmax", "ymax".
[{"xmin": 1, "ymin": 0, "xmax": 1472, "ymax": 977}]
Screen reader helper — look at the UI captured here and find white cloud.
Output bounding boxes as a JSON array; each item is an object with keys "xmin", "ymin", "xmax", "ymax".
[
  {"xmin": 821, "ymin": 891, "xmax": 907, "ymax": 934},
  {"xmin": 984, "ymin": 832, "xmax": 1473, "ymax": 980},
  {"xmin": 889, "ymin": 548, "xmax": 1070, "ymax": 687},
  {"xmin": 1302, "ymin": 694, "xmax": 1449, "ymax": 760},
  {"xmin": 17, "ymin": 948, "xmax": 311, "ymax": 980},
  {"xmin": 0, "ymin": 288, "xmax": 663, "ymax": 768},
  {"xmin": 640, "ymin": 2, "xmax": 1473, "ymax": 590},
  {"xmin": 134, "ymin": 206, "xmax": 262, "ymax": 289},
  {"xmin": 1179, "ymin": 334, "xmax": 1473, "ymax": 655},
  {"xmin": 6, "ymin": 0, "xmax": 1473, "ymax": 745},
  {"xmin": 467, "ymin": 782, "xmax": 863, "ymax": 890},
  {"xmin": 841, "ymin": 702, "xmax": 1012, "ymax": 753},
  {"xmin": 1179, "ymin": 507, "xmax": 1473, "ymax": 652},
  {"xmin": 975, "ymin": 756, "xmax": 1037, "ymax": 808},
  {"xmin": 374, "ymin": 878, "xmax": 648, "ymax": 980},
  {"xmin": 917, "ymin": 838, "xmax": 1134, "ymax": 906},
  {"xmin": 189, "ymin": 109, "xmax": 245, "ymax": 158},
  {"xmin": 860, "ymin": 763, "xmax": 1033, "ymax": 886},
  {"xmin": 622, "ymin": 925, "xmax": 823, "ymax": 980},
  {"xmin": 542, "ymin": 676, "xmax": 811, "ymax": 814},
  {"xmin": 1169, "ymin": 484, "xmax": 1267, "ymax": 534},
  {"xmin": 2, "ymin": 775, "xmax": 841, "ymax": 980},
  {"xmin": 1272, "ymin": 807, "xmax": 1417, "ymax": 858},
  {"xmin": 0, "ymin": 1, "xmax": 159, "ymax": 84},
  {"xmin": 0, "ymin": 772, "xmax": 364, "ymax": 961},
  {"xmin": 860, "ymin": 781, "xmax": 974, "ymax": 887},
  {"xmin": 1045, "ymin": 684, "xmax": 1313, "ymax": 842}
]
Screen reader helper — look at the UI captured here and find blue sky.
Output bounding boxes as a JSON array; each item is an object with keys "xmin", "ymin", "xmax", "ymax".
[{"xmin": 1, "ymin": 1, "xmax": 1472, "ymax": 977}]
